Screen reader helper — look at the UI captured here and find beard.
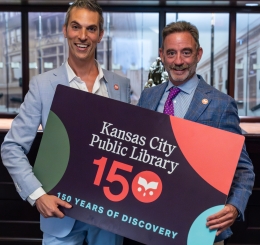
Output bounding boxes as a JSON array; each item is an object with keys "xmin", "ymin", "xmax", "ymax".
[{"xmin": 166, "ymin": 62, "xmax": 197, "ymax": 84}]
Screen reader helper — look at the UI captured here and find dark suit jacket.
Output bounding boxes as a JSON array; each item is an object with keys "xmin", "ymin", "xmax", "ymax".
[{"xmin": 137, "ymin": 75, "xmax": 255, "ymax": 242}]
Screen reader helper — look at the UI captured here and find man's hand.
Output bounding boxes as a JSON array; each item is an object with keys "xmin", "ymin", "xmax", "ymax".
[
  {"xmin": 35, "ymin": 194, "xmax": 72, "ymax": 218},
  {"xmin": 206, "ymin": 204, "xmax": 238, "ymax": 236}
]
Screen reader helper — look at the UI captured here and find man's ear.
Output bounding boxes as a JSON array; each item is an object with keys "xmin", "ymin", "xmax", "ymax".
[
  {"xmin": 196, "ymin": 47, "xmax": 203, "ymax": 63},
  {"xmin": 62, "ymin": 25, "xmax": 67, "ymax": 38}
]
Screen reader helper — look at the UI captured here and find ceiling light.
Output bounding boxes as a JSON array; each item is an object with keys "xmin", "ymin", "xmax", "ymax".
[
  {"xmin": 69, "ymin": 2, "xmax": 74, "ymax": 5},
  {"xmin": 245, "ymin": 3, "xmax": 259, "ymax": 6}
]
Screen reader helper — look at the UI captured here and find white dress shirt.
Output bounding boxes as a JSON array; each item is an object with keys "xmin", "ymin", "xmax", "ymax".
[{"xmin": 67, "ymin": 60, "xmax": 108, "ymax": 97}]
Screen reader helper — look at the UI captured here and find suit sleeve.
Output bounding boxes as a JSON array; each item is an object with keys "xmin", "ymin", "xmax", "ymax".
[
  {"xmin": 1, "ymin": 76, "xmax": 43, "ymax": 200},
  {"xmin": 218, "ymin": 97, "xmax": 255, "ymax": 220}
]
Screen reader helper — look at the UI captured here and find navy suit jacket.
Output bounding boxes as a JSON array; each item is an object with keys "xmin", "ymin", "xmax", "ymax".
[
  {"xmin": 1, "ymin": 64, "xmax": 130, "ymax": 238},
  {"xmin": 137, "ymin": 75, "xmax": 255, "ymax": 242}
]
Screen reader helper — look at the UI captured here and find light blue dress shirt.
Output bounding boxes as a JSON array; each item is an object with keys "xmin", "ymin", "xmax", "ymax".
[{"xmin": 156, "ymin": 73, "xmax": 199, "ymax": 118}]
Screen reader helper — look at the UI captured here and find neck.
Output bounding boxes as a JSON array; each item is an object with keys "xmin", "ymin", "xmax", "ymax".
[{"xmin": 68, "ymin": 57, "xmax": 97, "ymax": 78}]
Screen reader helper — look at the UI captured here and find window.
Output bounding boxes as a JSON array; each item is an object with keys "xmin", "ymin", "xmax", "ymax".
[
  {"xmin": 28, "ymin": 12, "xmax": 66, "ymax": 79},
  {"xmin": 0, "ymin": 5, "xmax": 259, "ymax": 120},
  {"xmin": 236, "ymin": 14, "xmax": 260, "ymax": 116},
  {"xmin": 97, "ymin": 12, "xmax": 159, "ymax": 105},
  {"xmin": 0, "ymin": 12, "xmax": 22, "ymax": 113}
]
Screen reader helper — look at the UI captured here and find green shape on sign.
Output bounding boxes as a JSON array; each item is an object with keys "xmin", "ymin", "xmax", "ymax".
[{"xmin": 34, "ymin": 110, "xmax": 70, "ymax": 193}]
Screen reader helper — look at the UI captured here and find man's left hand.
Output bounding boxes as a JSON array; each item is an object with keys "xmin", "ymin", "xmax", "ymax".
[{"xmin": 206, "ymin": 204, "xmax": 238, "ymax": 236}]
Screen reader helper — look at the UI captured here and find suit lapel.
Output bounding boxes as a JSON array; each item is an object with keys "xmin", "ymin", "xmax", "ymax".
[
  {"xmin": 184, "ymin": 78, "xmax": 213, "ymax": 122},
  {"xmin": 103, "ymin": 69, "xmax": 121, "ymax": 100},
  {"xmin": 50, "ymin": 64, "xmax": 69, "ymax": 90},
  {"xmin": 147, "ymin": 82, "xmax": 168, "ymax": 111}
]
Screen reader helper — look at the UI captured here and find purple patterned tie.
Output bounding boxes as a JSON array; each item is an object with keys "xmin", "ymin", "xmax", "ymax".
[{"xmin": 163, "ymin": 87, "xmax": 181, "ymax": 116}]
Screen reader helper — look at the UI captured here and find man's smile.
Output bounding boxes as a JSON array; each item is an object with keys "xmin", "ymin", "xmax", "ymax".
[{"xmin": 75, "ymin": 43, "xmax": 90, "ymax": 50}]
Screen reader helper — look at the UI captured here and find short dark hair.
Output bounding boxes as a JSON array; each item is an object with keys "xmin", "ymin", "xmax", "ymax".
[
  {"xmin": 161, "ymin": 21, "xmax": 200, "ymax": 50},
  {"xmin": 64, "ymin": 0, "xmax": 104, "ymax": 32}
]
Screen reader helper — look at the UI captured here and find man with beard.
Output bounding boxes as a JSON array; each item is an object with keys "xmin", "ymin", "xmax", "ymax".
[
  {"xmin": 1, "ymin": 0, "xmax": 130, "ymax": 244},
  {"xmin": 137, "ymin": 21, "xmax": 254, "ymax": 244}
]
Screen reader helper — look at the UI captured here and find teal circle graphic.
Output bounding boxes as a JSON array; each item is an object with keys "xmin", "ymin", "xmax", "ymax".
[{"xmin": 187, "ymin": 205, "xmax": 224, "ymax": 245}]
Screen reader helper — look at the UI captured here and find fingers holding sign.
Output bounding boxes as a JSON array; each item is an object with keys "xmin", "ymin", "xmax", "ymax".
[
  {"xmin": 206, "ymin": 204, "xmax": 238, "ymax": 236},
  {"xmin": 36, "ymin": 194, "xmax": 72, "ymax": 218}
]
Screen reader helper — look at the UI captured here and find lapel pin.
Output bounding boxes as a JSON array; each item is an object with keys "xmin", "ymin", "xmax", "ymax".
[
  {"xmin": 114, "ymin": 84, "xmax": 119, "ymax": 90},
  {"xmin": 202, "ymin": 99, "xmax": 208, "ymax": 105}
]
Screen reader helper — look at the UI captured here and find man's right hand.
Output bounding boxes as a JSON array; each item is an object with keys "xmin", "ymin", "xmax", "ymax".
[{"xmin": 35, "ymin": 194, "xmax": 72, "ymax": 218}]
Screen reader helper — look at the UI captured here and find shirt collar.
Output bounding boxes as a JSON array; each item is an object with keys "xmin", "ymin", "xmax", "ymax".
[
  {"xmin": 65, "ymin": 60, "xmax": 104, "ymax": 84},
  {"xmin": 166, "ymin": 73, "xmax": 199, "ymax": 94}
]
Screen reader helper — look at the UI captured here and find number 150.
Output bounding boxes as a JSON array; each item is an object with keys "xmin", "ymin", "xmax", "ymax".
[{"xmin": 93, "ymin": 157, "xmax": 133, "ymax": 202}]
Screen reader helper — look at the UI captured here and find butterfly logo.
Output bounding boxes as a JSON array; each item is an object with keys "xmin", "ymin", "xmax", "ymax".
[
  {"xmin": 132, "ymin": 171, "xmax": 162, "ymax": 203},
  {"xmin": 137, "ymin": 177, "xmax": 159, "ymax": 197}
]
